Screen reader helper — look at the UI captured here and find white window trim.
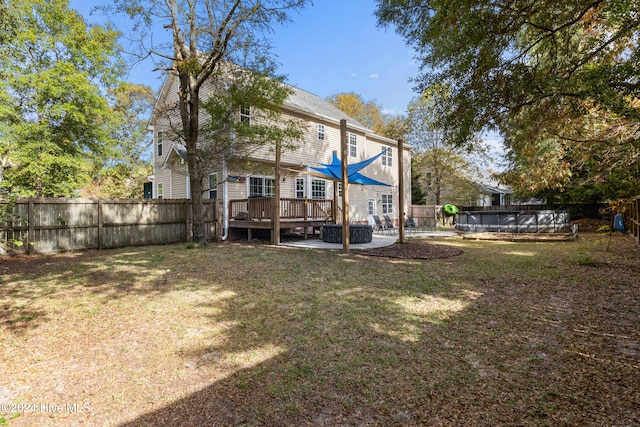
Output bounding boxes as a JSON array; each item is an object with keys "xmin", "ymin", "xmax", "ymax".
[
  {"xmin": 156, "ymin": 182, "xmax": 163, "ymax": 199},
  {"xmin": 240, "ymin": 105, "xmax": 251, "ymax": 124},
  {"xmin": 311, "ymin": 178, "xmax": 327, "ymax": 199},
  {"xmin": 318, "ymin": 123, "xmax": 325, "ymax": 140},
  {"xmin": 382, "ymin": 147, "xmax": 392, "ymax": 167},
  {"xmin": 296, "ymin": 177, "xmax": 306, "ymax": 199},
  {"xmin": 248, "ymin": 176, "xmax": 275, "ymax": 198},
  {"xmin": 348, "ymin": 132, "xmax": 357, "ymax": 158},
  {"xmin": 157, "ymin": 131, "xmax": 163, "ymax": 157},
  {"xmin": 382, "ymin": 193, "xmax": 393, "ymax": 215},
  {"xmin": 208, "ymin": 173, "xmax": 218, "ymax": 199}
]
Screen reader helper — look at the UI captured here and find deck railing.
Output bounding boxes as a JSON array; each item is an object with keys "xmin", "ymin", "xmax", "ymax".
[{"xmin": 229, "ymin": 198, "xmax": 334, "ymax": 222}]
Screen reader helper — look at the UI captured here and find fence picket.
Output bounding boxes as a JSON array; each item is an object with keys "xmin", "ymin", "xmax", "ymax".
[{"xmin": 0, "ymin": 198, "xmax": 218, "ymax": 255}]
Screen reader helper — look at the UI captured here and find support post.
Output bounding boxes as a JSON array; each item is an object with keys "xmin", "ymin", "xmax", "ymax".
[
  {"xmin": 398, "ymin": 139, "xmax": 405, "ymax": 243},
  {"xmin": 340, "ymin": 119, "xmax": 349, "ymax": 254},
  {"xmin": 97, "ymin": 200, "xmax": 103, "ymax": 250},
  {"xmin": 273, "ymin": 140, "xmax": 281, "ymax": 245},
  {"xmin": 27, "ymin": 198, "xmax": 34, "ymax": 255}
]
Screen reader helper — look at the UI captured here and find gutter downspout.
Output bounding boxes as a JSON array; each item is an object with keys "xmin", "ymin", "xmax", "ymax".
[{"xmin": 221, "ymin": 157, "xmax": 229, "ymax": 240}]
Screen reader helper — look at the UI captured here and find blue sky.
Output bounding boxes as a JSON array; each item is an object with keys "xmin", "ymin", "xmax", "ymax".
[{"xmin": 69, "ymin": 0, "xmax": 419, "ymax": 116}]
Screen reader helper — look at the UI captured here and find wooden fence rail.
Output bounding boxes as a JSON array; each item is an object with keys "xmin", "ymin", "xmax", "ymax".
[{"xmin": 0, "ymin": 198, "xmax": 219, "ymax": 255}]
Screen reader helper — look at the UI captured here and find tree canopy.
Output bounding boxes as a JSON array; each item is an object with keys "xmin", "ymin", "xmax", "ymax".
[
  {"xmin": 406, "ymin": 85, "xmax": 488, "ymax": 205},
  {"xmin": 0, "ymin": 0, "xmax": 150, "ymax": 197},
  {"xmin": 327, "ymin": 92, "xmax": 407, "ymax": 139},
  {"xmin": 376, "ymin": 0, "xmax": 640, "ymax": 201}
]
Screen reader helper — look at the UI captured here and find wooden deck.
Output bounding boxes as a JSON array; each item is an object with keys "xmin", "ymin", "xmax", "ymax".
[{"xmin": 228, "ymin": 198, "xmax": 335, "ymax": 241}]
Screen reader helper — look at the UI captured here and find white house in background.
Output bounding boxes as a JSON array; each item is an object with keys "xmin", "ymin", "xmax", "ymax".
[
  {"xmin": 148, "ymin": 71, "xmax": 411, "ymax": 239},
  {"xmin": 475, "ymin": 169, "xmax": 513, "ymax": 206}
]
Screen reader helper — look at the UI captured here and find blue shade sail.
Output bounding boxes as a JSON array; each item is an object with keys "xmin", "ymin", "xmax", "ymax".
[{"xmin": 309, "ymin": 149, "xmax": 392, "ymax": 187}]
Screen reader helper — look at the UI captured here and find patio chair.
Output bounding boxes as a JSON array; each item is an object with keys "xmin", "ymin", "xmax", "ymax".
[
  {"xmin": 383, "ymin": 215, "xmax": 396, "ymax": 234},
  {"xmin": 405, "ymin": 215, "xmax": 418, "ymax": 233},
  {"xmin": 372, "ymin": 215, "xmax": 386, "ymax": 233}
]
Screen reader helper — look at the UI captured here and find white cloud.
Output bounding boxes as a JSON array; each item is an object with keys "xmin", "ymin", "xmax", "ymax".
[
  {"xmin": 369, "ymin": 73, "xmax": 379, "ymax": 79},
  {"xmin": 350, "ymin": 73, "xmax": 358, "ymax": 78}
]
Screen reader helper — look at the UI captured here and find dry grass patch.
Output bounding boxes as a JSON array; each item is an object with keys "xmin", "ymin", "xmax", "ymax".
[{"xmin": 0, "ymin": 234, "xmax": 638, "ymax": 426}]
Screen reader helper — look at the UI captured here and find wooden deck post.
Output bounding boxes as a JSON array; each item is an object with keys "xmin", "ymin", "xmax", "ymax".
[
  {"xmin": 398, "ymin": 139, "xmax": 405, "ymax": 244},
  {"xmin": 273, "ymin": 140, "xmax": 281, "ymax": 245},
  {"xmin": 340, "ymin": 119, "xmax": 350, "ymax": 254}
]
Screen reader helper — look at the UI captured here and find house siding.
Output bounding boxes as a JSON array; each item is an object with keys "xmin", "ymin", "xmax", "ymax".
[{"xmin": 150, "ymin": 72, "xmax": 411, "ymax": 226}]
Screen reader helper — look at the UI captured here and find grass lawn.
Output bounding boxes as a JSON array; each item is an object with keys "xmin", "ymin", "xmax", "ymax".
[{"xmin": 0, "ymin": 233, "xmax": 638, "ymax": 426}]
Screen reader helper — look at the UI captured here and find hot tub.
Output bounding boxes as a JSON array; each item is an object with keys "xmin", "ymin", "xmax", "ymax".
[
  {"xmin": 322, "ymin": 224, "xmax": 373, "ymax": 244},
  {"xmin": 455, "ymin": 210, "xmax": 571, "ymax": 233}
]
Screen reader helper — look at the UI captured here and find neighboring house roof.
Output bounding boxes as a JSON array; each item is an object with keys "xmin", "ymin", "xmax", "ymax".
[{"xmin": 476, "ymin": 169, "xmax": 511, "ymax": 194}]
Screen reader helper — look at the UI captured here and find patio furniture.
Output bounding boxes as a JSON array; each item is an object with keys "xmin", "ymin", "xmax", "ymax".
[
  {"xmin": 383, "ymin": 215, "xmax": 396, "ymax": 234},
  {"xmin": 405, "ymin": 215, "xmax": 418, "ymax": 232},
  {"xmin": 372, "ymin": 215, "xmax": 386, "ymax": 233}
]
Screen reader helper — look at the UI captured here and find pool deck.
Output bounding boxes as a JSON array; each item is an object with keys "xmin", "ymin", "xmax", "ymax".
[{"xmin": 280, "ymin": 230, "xmax": 459, "ymax": 250}]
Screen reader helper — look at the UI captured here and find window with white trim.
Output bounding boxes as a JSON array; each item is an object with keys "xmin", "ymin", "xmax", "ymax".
[
  {"xmin": 157, "ymin": 131, "xmax": 163, "ymax": 156},
  {"xmin": 348, "ymin": 133, "xmax": 357, "ymax": 157},
  {"xmin": 208, "ymin": 173, "xmax": 218, "ymax": 199},
  {"xmin": 318, "ymin": 124, "xmax": 325, "ymax": 140},
  {"xmin": 296, "ymin": 178, "xmax": 305, "ymax": 199},
  {"xmin": 240, "ymin": 104, "xmax": 251, "ymax": 124},
  {"xmin": 249, "ymin": 176, "xmax": 275, "ymax": 197},
  {"xmin": 157, "ymin": 182, "xmax": 163, "ymax": 199},
  {"xmin": 382, "ymin": 147, "xmax": 392, "ymax": 166},
  {"xmin": 382, "ymin": 194, "xmax": 393, "ymax": 214},
  {"xmin": 311, "ymin": 179, "xmax": 326, "ymax": 199}
]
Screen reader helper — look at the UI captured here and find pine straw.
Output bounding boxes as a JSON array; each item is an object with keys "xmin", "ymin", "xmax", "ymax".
[{"xmin": 0, "ymin": 233, "xmax": 638, "ymax": 426}]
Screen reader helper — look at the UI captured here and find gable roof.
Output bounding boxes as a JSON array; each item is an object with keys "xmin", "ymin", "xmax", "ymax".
[
  {"xmin": 161, "ymin": 143, "xmax": 188, "ymax": 168},
  {"xmin": 283, "ymin": 86, "xmax": 367, "ymax": 130},
  {"xmin": 150, "ymin": 71, "xmax": 373, "ymax": 135}
]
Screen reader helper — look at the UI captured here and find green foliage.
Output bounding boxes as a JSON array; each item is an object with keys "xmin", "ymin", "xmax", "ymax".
[
  {"xmin": 0, "ymin": 0, "xmax": 127, "ymax": 197},
  {"xmin": 376, "ymin": 0, "xmax": 640, "ymax": 200},
  {"xmin": 83, "ymin": 83, "xmax": 155, "ymax": 198},
  {"xmin": 406, "ymin": 91, "xmax": 488, "ymax": 205}
]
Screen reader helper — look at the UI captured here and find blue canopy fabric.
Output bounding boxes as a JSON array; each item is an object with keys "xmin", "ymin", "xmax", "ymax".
[{"xmin": 309, "ymin": 149, "xmax": 392, "ymax": 187}]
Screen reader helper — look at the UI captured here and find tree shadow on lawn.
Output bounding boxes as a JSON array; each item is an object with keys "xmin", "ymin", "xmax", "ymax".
[
  {"xmin": 2, "ymin": 237, "xmax": 638, "ymax": 425},
  {"xmin": 0, "ymin": 247, "xmax": 199, "ymax": 335},
  {"xmin": 113, "ymin": 240, "xmax": 639, "ymax": 426}
]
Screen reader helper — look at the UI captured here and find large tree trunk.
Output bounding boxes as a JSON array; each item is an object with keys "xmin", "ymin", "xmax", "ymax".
[{"xmin": 180, "ymin": 73, "xmax": 207, "ymax": 244}]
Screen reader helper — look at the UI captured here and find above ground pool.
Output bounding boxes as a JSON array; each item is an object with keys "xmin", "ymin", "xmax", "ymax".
[{"xmin": 455, "ymin": 210, "xmax": 571, "ymax": 233}]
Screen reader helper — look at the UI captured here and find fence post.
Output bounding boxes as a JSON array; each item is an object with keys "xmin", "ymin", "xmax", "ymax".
[
  {"xmin": 27, "ymin": 198, "xmax": 34, "ymax": 255},
  {"xmin": 97, "ymin": 200, "xmax": 103, "ymax": 250},
  {"xmin": 185, "ymin": 199, "xmax": 190, "ymax": 242}
]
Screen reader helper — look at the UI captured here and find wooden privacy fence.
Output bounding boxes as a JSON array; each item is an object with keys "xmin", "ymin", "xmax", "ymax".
[
  {"xmin": 408, "ymin": 205, "xmax": 453, "ymax": 228},
  {"xmin": 0, "ymin": 198, "xmax": 220, "ymax": 255}
]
